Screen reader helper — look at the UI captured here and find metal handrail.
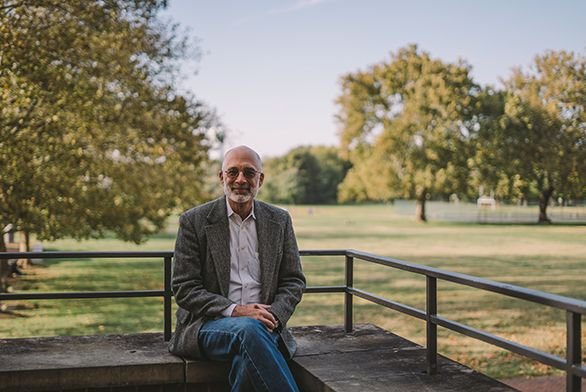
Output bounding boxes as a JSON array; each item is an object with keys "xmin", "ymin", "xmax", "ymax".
[
  {"xmin": 0, "ymin": 251, "xmax": 174, "ymax": 341},
  {"xmin": 0, "ymin": 249, "xmax": 584, "ymax": 391},
  {"xmin": 346, "ymin": 249, "xmax": 586, "ymax": 314},
  {"xmin": 342, "ymin": 249, "xmax": 585, "ymax": 392}
]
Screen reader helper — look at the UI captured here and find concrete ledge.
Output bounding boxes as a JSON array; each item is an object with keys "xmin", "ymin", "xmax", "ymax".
[
  {"xmin": 184, "ymin": 358, "xmax": 229, "ymax": 385},
  {"xmin": 291, "ymin": 325, "xmax": 516, "ymax": 392},
  {"xmin": 0, "ymin": 333, "xmax": 184, "ymax": 391},
  {"xmin": 0, "ymin": 324, "xmax": 516, "ymax": 392}
]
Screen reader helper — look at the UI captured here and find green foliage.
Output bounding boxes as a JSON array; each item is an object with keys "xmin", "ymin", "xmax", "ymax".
[
  {"xmin": 472, "ymin": 50, "xmax": 586, "ymax": 222},
  {"xmin": 336, "ymin": 45, "xmax": 480, "ymax": 220},
  {"xmin": 261, "ymin": 146, "xmax": 350, "ymax": 204},
  {"xmin": 199, "ymin": 159, "xmax": 224, "ymax": 201},
  {"xmin": 0, "ymin": 0, "xmax": 215, "ymax": 243}
]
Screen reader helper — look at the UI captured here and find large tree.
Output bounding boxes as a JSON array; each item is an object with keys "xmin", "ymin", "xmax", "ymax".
[
  {"xmin": 472, "ymin": 50, "xmax": 586, "ymax": 223},
  {"xmin": 0, "ymin": 0, "xmax": 214, "ymax": 253},
  {"xmin": 336, "ymin": 45, "xmax": 479, "ymax": 221},
  {"xmin": 503, "ymin": 50, "xmax": 586, "ymax": 222}
]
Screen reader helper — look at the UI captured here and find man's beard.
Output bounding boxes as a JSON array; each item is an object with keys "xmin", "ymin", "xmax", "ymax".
[{"xmin": 224, "ymin": 183, "xmax": 258, "ymax": 204}]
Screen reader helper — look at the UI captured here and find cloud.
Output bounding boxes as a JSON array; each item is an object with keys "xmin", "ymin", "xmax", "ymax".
[
  {"xmin": 232, "ymin": 0, "xmax": 334, "ymax": 27},
  {"xmin": 269, "ymin": 0, "xmax": 333, "ymax": 15}
]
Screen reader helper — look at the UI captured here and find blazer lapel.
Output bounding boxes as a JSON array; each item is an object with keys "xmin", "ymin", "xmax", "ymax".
[
  {"xmin": 204, "ymin": 198, "xmax": 231, "ymax": 297},
  {"xmin": 255, "ymin": 201, "xmax": 281, "ymax": 303}
]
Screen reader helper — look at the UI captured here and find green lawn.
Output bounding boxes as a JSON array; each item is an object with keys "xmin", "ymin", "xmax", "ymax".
[{"xmin": 1, "ymin": 204, "xmax": 585, "ymax": 379}]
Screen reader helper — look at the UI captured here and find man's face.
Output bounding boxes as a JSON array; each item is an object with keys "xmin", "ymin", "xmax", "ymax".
[{"xmin": 220, "ymin": 149, "xmax": 264, "ymax": 205}]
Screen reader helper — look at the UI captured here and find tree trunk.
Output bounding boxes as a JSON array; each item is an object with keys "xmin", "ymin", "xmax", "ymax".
[
  {"xmin": 415, "ymin": 192, "xmax": 427, "ymax": 222},
  {"xmin": 0, "ymin": 233, "xmax": 8, "ymax": 294},
  {"xmin": 538, "ymin": 186, "xmax": 554, "ymax": 224},
  {"xmin": 20, "ymin": 230, "xmax": 32, "ymax": 268}
]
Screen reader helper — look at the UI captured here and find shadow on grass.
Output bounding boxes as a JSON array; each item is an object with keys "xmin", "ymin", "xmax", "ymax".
[
  {"xmin": 0, "ymin": 309, "xmax": 30, "ymax": 318},
  {"xmin": 297, "ymin": 232, "xmax": 409, "ymax": 241},
  {"xmin": 40, "ymin": 258, "xmax": 164, "ymax": 266},
  {"xmin": 452, "ymin": 221, "xmax": 586, "ymax": 227},
  {"xmin": 148, "ymin": 231, "xmax": 177, "ymax": 239}
]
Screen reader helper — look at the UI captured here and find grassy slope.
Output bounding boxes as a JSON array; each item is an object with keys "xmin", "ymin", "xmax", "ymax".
[{"xmin": 1, "ymin": 204, "xmax": 585, "ymax": 379}]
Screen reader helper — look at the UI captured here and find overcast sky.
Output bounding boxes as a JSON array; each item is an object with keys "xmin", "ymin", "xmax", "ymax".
[{"xmin": 163, "ymin": 0, "xmax": 586, "ymax": 158}]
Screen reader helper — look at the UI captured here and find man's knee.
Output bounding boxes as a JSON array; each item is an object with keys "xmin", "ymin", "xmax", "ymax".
[
  {"xmin": 202, "ymin": 317, "xmax": 273, "ymax": 351},
  {"xmin": 231, "ymin": 317, "xmax": 267, "ymax": 338},
  {"xmin": 227, "ymin": 318, "xmax": 276, "ymax": 351}
]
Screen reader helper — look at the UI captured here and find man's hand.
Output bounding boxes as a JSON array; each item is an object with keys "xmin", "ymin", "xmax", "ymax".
[{"xmin": 232, "ymin": 303, "xmax": 278, "ymax": 331}]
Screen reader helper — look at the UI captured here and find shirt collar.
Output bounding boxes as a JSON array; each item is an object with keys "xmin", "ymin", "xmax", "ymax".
[{"xmin": 225, "ymin": 197, "xmax": 256, "ymax": 220}]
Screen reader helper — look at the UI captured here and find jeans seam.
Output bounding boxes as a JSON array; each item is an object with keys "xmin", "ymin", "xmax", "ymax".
[{"xmin": 200, "ymin": 328, "xmax": 271, "ymax": 392}]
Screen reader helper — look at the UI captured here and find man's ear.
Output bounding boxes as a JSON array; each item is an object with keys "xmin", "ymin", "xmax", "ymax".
[
  {"xmin": 258, "ymin": 173, "xmax": 264, "ymax": 188},
  {"xmin": 218, "ymin": 170, "xmax": 224, "ymax": 182}
]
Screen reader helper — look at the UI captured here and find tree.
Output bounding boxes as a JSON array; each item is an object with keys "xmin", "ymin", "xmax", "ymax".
[
  {"xmin": 262, "ymin": 146, "xmax": 350, "ymax": 204},
  {"xmin": 504, "ymin": 50, "xmax": 586, "ymax": 222},
  {"xmin": 336, "ymin": 45, "xmax": 479, "ymax": 221},
  {"xmin": 470, "ymin": 87, "xmax": 545, "ymax": 209},
  {"xmin": 472, "ymin": 50, "xmax": 586, "ymax": 223},
  {"xmin": 0, "ymin": 0, "xmax": 215, "ymax": 253},
  {"xmin": 310, "ymin": 146, "xmax": 352, "ymax": 204}
]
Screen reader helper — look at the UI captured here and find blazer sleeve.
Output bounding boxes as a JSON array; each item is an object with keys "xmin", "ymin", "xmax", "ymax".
[
  {"xmin": 269, "ymin": 212, "xmax": 306, "ymax": 326},
  {"xmin": 172, "ymin": 212, "xmax": 233, "ymax": 318}
]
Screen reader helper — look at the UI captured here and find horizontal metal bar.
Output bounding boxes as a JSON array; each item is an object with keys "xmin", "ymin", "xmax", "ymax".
[
  {"xmin": 0, "ymin": 251, "xmax": 174, "ymax": 259},
  {"xmin": 0, "ymin": 286, "xmax": 340, "ymax": 302},
  {"xmin": 347, "ymin": 249, "xmax": 586, "ymax": 314},
  {"xmin": 304, "ymin": 286, "xmax": 346, "ymax": 293},
  {"xmin": 571, "ymin": 364, "xmax": 586, "ymax": 378},
  {"xmin": 300, "ymin": 249, "xmax": 347, "ymax": 256},
  {"xmin": 348, "ymin": 287, "xmax": 426, "ymax": 321},
  {"xmin": 434, "ymin": 315, "xmax": 567, "ymax": 370},
  {"xmin": 0, "ymin": 290, "xmax": 165, "ymax": 300},
  {"xmin": 0, "ymin": 250, "xmax": 346, "ymax": 259}
]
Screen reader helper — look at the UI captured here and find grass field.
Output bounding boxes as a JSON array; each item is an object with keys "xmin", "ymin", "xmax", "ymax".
[{"xmin": 1, "ymin": 204, "xmax": 585, "ymax": 380}]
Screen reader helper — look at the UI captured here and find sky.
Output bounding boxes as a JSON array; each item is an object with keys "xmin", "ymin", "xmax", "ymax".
[{"xmin": 163, "ymin": 0, "xmax": 586, "ymax": 159}]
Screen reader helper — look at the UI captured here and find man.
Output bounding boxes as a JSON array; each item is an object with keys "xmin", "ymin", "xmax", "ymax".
[{"xmin": 169, "ymin": 145, "xmax": 306, "ymax": 391}]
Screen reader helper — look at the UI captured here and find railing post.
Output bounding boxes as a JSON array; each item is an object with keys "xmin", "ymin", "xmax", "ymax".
[
  {"xmin": 566, "ymin": 311, "xmax": 581, "ymax": 392},
  {"xmin": 426, "ymin": 276, "xmax": 438, "ymax": 375},
  {"xmin": 345, "ymin": 254, "xmax": 354, "ymax": 333},
  {"xmin": 164, "ymin": 256, "xmax": 172, "ymax": 341}
]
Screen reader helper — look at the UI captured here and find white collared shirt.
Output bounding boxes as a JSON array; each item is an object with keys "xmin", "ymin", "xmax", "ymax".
[{"xmin": 221, "ymin": 199, "xmax": 262, "ymax": 317}]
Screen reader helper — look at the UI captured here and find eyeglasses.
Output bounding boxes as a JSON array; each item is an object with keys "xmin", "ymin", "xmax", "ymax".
[{"xmin": 224, "ymin": 167, "xmax": 260, "ymax": 179}]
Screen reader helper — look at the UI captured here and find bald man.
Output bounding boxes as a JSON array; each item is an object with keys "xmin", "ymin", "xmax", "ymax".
[{"xmin": 169, "ymin": 146, "xmax": 306, "ymax": 391}]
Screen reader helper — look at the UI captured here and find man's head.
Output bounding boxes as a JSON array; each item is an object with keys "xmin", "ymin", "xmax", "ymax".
[{"xmin": 220, "ymin": 145, "xmax": 264, "ymax": 208}]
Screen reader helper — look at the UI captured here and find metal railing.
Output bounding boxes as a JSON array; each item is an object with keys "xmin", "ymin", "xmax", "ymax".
[
  {"xmin": 0, "ymin": 251, "xmax": 174, "ymax": 341},
  {"xmin": 0, "ymin": 249, "xmax": 584, "ymax": 392}
]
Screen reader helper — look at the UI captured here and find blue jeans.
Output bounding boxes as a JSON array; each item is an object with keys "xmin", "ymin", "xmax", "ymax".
[{"xmin": 199, "ymin": 317, "xmax": 300, "ymax": 392}]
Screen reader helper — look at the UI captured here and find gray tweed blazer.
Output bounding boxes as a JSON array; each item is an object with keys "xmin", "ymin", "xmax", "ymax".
[{"xmin": 168, "ymin": 196, "xmax": 306, "ymax": 359}]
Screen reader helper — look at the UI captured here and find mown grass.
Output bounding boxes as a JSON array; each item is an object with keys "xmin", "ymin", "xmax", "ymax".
[{"xmin": 1, "ymin": 204, "xmax": 585, "ymax": 380}]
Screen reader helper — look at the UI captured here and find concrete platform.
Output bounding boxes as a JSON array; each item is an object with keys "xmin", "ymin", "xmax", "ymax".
[
  {"xmin": 0, "ymin": 333, "xmax": 185, "ymax": 391},
  {"xmin": 292, "ymin": 325, "xmax": 515, "ymax": 392},
  {"xmin": 0, "ymin": 324, "xmax": 516, "ymax": 391}
]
